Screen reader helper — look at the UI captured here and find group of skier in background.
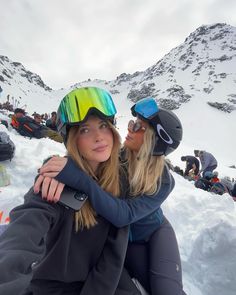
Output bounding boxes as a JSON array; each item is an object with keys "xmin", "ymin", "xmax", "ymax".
[{"xmin": 173, "ymin": 150, "xmax": 236, "ymax": 200}]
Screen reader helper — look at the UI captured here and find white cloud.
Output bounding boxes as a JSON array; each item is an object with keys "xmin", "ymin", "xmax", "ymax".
[{"xmin": 1, "ymin": 0, "xmax": 236, "ymax": 88}]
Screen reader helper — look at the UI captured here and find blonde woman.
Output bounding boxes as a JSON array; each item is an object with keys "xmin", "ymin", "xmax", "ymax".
[
  {"xmin": 0, "ymin": 87, "xmax": 140, "ymax": 295},
  {"xmin": 36, "ymin": 97, "xmax": 186, "ymax": 294}
]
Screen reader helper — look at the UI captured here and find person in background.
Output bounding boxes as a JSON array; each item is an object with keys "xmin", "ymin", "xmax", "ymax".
[
  {"xmin": 33, "ymin": 113, "xmax": 43, "ymax": 125},
  {"xmin": 220, "ymin": 176, "xmax": 234, "ymax": 193},
  {"xmin": 46, "ymin": 111, "xmax": 58, "ymax": 131},
  {"xmin": 0, "ymin": 87, "xmax": 140, "ymax": 295},
  {"xmin": 11, "ymin": 108, "xmax": 63, "ymax": 143},
  {"xmin": 34, "ymin": 112, "xmax": 63, "ymax": 143},
  {"xmin": 10, "ymin": 108, "xmax": 26, "ymax": 130},
  {"xmin": 36, "ymin": 97, "xmax": 186, "ymax": 295},
  {"xmin": 210, "ymin": 175, "xmax": 234, "ymax": 196},
  {"xmin": 211, "ymin": 171, "xmax": 220, "ymax": 183},
  {"xmin": 194, "ymin": 150, "xmax": 218, "ymax": 178},
  {"xmin": 181, "ymin": 155, "xmax": 200, "ymax": 178},
  {"xmin": 231, "ymin": 182, "xmax": 236, "ymax": 201},
  {"xmin": 44, "ymin": 113, "xmax": 49, "ymax": 121}
]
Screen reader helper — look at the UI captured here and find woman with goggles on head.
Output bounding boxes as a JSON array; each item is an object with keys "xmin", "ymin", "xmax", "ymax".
[
  {"xmin": 36, "ymin": 94, "xmax": 186, "ymax": 295},
  {"xmin": 0, "ymin": 87, "xmax": 141, "ymax": 295}
]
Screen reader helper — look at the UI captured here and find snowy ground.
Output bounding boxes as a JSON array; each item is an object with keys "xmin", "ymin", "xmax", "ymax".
[{"xmin": 0, "ymin": 112, "xmax": 236, "ymax": 295}]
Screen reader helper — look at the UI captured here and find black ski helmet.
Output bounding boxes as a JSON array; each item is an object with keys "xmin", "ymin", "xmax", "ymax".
[
  {"xmin": 56, "ymin": 86, "xmax": 117, "ymax": 143},
  {"xmin": 131, "ymin": 97, "xmax": 183, "ymax": 156}
]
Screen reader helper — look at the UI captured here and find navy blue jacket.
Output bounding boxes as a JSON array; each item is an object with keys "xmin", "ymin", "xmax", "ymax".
[{"xmin": 55, "ymin": 158, "xmax": 175, "ymax": 242}]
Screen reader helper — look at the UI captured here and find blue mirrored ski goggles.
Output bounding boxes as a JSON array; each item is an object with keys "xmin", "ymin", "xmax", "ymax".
[{"xmin": 131, "ymin": 97, "xmax": 159, "ymax": 119}]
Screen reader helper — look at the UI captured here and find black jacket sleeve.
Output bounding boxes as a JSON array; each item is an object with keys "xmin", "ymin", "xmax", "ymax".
[
  {"xmin": 55, "ymin": 158, "xmax": 174, "ymax": 227},
  {"xmin": 0, "ymin": 188, "xmax": 61, "ymax": 295}
]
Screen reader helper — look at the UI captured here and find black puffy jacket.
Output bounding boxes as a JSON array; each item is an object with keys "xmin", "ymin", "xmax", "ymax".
[{"xmin": 0, "ymin": 188, "xmax": 140, "ymax": 295}]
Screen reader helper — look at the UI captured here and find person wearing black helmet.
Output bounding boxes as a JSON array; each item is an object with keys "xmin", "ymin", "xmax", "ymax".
[
  {"xmin": 0, "ymin": 87, "xmax": 140, "ymax": 295},
  {"xmin": 37, "ymin": 96, "xmax": 186, "ymax": 294},
  {"xmin": 130, "ymin": 97, "xmax": 182, "ymax": 156}
]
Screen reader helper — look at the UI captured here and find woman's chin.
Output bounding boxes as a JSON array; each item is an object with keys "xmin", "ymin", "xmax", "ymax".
[
  {"xmin": 123, "ymin": 140, "xmax": 133, "ymax": 151},
  {"xmin": 124, "ymin": 138, "xmax": 130, "ymax": 145},
  {"xmin": 95, "ymin": 152, "xmax": 111, "ymax": 163}
]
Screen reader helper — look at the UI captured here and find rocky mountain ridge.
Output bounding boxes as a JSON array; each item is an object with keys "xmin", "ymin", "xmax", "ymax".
[
  {"xmin": 0, "ymin": 23, "xmax": 236, "ymax": 113},
  {"xmin": 0, "ymin": 55, "xmax": 51, "ymax": 92},
  {"xmin": 109, "ymin": 23, "xmax": 236, "ymax": 112}
]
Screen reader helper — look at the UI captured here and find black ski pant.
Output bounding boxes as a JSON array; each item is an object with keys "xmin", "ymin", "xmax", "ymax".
[{"xmin": 125, "ymin": 217, "xmax": 186, "ymax": 295}]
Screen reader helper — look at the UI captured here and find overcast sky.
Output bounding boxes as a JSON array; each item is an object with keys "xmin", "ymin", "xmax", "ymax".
[{"xmin": 1, "ymin": 0, "xmax": 236, "ymax": 89}]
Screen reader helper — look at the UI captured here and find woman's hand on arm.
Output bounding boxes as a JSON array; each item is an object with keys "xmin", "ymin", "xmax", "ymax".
[
  {"xmin": 39, "ymin": 156, "xmax": 68, "ymax": 178},
  {"xmin": 33, "ymin": 156, "xmax": 67, "ymax": 202}
]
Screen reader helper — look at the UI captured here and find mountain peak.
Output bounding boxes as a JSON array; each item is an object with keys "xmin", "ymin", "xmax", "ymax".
[
  {"xmin": 0, "ymin": 55, "xmax": 52, "ymax": 92},
  {"xmin": 185, "ymin": 23, "xmax": 233, "ymax": 42},
  {"xmin": 122, "ymin": 23, "xmax": 236, "ymax": 111}
]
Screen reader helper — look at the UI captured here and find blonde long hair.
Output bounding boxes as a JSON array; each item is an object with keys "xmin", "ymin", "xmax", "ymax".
[
  {"xmin": 66, "ymin": 120, "xmax": 121, "ymax": 231},
  {"xmin": 126, "ymin": 125, "xmax": 165, "ymax": 196}
]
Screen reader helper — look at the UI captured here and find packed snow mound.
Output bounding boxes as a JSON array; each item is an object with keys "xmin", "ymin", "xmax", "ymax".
[{"xmin": 162, "ymin": 173, "xmax": 236, "ymax": 294}]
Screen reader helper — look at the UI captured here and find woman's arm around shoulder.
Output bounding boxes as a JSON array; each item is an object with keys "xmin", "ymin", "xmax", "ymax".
[{"xmin": 55, "ymin": 158, "xmax": 174, "ymax": 227}]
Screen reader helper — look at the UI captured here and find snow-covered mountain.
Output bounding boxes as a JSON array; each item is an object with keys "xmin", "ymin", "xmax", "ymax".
[
  {"xmin": 1, "ymin": 23, "xmax": 236, "ymax": 164},
  {"xmin": 123, "ymin": 23, "xmax": 236, "ymax": 112},
  {"xmin": 0, "ymin": 55, "xmax": 58, "ymax": 112},
  {"xmin": 1, "ymin": 23, "xmax": 236, "ymax": 113}
]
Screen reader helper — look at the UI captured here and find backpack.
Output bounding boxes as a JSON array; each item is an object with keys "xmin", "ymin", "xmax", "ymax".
[
  {"xmin": 0, "ymin": 132, "xmax": 15, "ymax": 161},
  {"xmin": 173, "ymin": 166, "xmax": 184, "ymax": 176},
  {"xmin": 210, "ymin": 182, "xmax": 228, "ymax": 195},
  {"xmin": 194, "ymin": 177, "xmax": 212, "ymax": 191},
  {"xmin": 16, "ymin": 116, "xmax": 45, "ymax": 139}
]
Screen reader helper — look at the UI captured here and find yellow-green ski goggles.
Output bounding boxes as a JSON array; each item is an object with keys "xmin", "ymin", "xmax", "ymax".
[{"xmin": 57, "ymin": 87, "xmax": 117, "ymax": 135}]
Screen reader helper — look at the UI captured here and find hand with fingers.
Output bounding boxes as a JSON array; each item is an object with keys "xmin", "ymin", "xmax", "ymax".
[
  {"xmin": 40, "ymin": 156, "xmax": 68, "ymax": 178},
  {"xmin": 34, "ymin": 156, "xmax": 68, "ymax": 203},
  {"xmin": 34, "ymin": 175, "xmax": 65, "ymax": 203}
]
